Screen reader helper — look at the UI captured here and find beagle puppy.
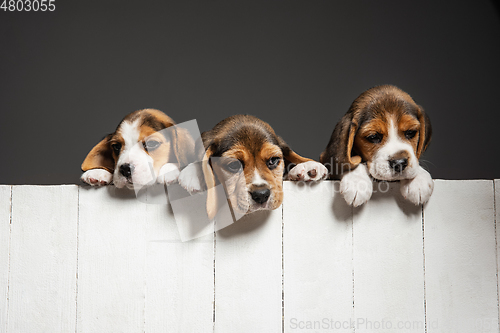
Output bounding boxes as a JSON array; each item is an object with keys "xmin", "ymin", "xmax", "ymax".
[
  {"xmin": 81, "ymin": 109, "xmax": 194, "ymax": 189},
  {"xmin": 320, "ymin": 85, "xmax": 433, "ymax": 206},
  {"xmin": 178, "ymin": 114, "xmax": 327, "ymax": 219}
]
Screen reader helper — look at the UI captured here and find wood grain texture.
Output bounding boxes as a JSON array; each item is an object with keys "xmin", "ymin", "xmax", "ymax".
[
  {"xmin": 78, "ymin": 186, "xmax": 214, "ymax": 333},
  {"xmin": 0, "ymin": 186, "xmax": 11, "ymax": 333},
  {"xmin": 144, "ymin": 196, "xmax": 214, "ymax": 333},
  {"xmin": 1, "ymin": 181, "xmax": 499, "ymax": 332},
  {"xmin": 214, "ymin": 208, "xmax": 282, "ymax": 333},
  {"xmin": 8, "ymin": 185, "xmax": 78, "ymax": 333},
  {"xmin": 77, "ymin": 186, "xmax": 147, "ymax": 332},
  {"xmin": 283, "ymin": 181, "xmax": 353, "ymax": 333},
  {"xmin": 353, "ymin": 182, "xmax": 425, "ymax": 333},
  {"xmin": 424, "ymin": 180, "xmax": 498, "ymax": 332}
]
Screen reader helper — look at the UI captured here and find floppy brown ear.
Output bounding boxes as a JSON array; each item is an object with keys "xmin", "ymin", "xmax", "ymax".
[
  {"xmin": 416, "ymin": 106, "xmax": 432, "ymax": 158},
  {"xmin": 201, "ymin": 147, "xmax": 218, "ymax": 220},
  {"xmin": 81, "ymin": 135, "xmax": 115, "ymax": 172},
  {"xmin": 172, "ymin": 126, "xmax": 196, "ymax": 167},
  {"xmin": 319, "ymin": 112, "xmax": 362, "ymax": 176}
]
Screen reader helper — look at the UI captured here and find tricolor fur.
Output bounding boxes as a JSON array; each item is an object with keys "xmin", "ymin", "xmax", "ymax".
[
  {"xmin": 81, "ymin": 109, "xmax": 194, "ymax": 189},
  {"xmin": 178, "ymin": 115, "xmax": 327, "ymax": 219},
  {"xmin": 320, "ymin": 85, "xmax": 433, "ymax": 206}
]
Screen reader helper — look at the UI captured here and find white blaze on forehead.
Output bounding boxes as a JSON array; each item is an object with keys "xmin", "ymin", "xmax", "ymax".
[
  {"xmin": 116, "ymin": 119, "xmax": 147, "ymax": 166},
  {"xmin": 251, "ymin": 169, "xmax": 268, "ymax": 186},
  {"xmin": 368, "ymin": 117, "xmax": 419, "ymax": 181},
  {"xmin": 119, "ymin": 119, "xmax": 141, "ymax": 153},
  {"xmin": 113, "ymin": 118, "xmax": 156, "ymax": 188},
  {"xmin": 387, "ymin": 119, "xmax": 399, "ymax": 143},
  {"xmin": 382, "ymin": 118, "xmax": 407, "ymax": 155}
]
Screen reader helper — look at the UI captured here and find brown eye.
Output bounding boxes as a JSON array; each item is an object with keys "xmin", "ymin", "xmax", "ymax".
[
  {"xmin": 267, "ymin": 157, "xmax": 281, "ymax": 170},
  {"xmin": 405, "ymin": 130, "xmax": 417, "ymax": 140},
  {"xmin": 366, "ymin": 133, "xmax": 383, "ymax": 143},
  {"xmin": 225, "ymin": 160, "xmax": 242, "ymax": 173},
  {"xmin": 144, "ymin": 140, "xmax": 161, "ymax": 151},
  {"xmin": 111, "ymin": 143, "xmax": 122, "ymax": 154}
]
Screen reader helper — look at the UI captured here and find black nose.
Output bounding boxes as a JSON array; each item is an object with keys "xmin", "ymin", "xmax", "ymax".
[
  {"xmin": 119, "ymin": 164, "xmax": 134, "ymax": 178},
  {"xmin": 389, "ymin": 158, "xmax": 408, "ymax": 173},
  {"xmin": 250, "ymin": 188, "xmax": 271, "ymax": 204}
]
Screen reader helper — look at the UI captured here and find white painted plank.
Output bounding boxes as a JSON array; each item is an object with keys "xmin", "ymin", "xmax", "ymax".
[
  {"xmin": 0, "ymin": 186, "xmax": 11, "ymax": 333},
  {"xmin": 77, "ymin": 186, "xmax": 147, "ymax": 332},
  {"xmin": 283, "ymin": 181, "xmax": 353, "ymax": 333},
  {"xmin": 1, "ymin": 180, "xmax": 498, "ymax": 332},
  {"xmin": 425, "ymin": 180, "xmax": 498, "ymax": 332},
  {"xmin": 214, "ymin": 207, "xmax": 282, "ymax": 333},
  {"xmin": 8, "ymin": 185, "xmax": 78, "ymax": 333},
  {"xmin": 353, "ymin": 182, "xmax": 425, "ymax": 333},
  {"xmin": 496, "ymin": 179, "xmax": 500, "ymax": 329},
  {"xmin": 79, "ymin": 185, "xmax": 214, "ymax": 333},
  {"xmin": 144, "ymin": 189, "xmax": 214, "ymax": 333}
]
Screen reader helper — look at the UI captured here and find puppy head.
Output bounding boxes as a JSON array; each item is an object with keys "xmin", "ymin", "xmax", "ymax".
[
  {"xmin": 201, "ymin": 115, "xmax": 286, "ymax": 219},
  {"xmin": 81, "ymin": 109, "xmax": 193, "ymax": 189},
  {"xmin": 324, "ymin": 85, "xmax": 431, "ymax": 181}
]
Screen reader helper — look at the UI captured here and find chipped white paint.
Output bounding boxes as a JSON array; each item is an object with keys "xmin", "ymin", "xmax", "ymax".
[{"xmin": 0, "ymin": 181, "xmax": 498, "ymax": 333}]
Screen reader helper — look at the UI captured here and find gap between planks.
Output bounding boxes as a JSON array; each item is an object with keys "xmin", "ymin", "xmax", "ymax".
[
  {"xmin": 494, "ymin": 180, "xmax": 499, "ymax": 332},
  {"xmin": 6, "ymin": 186, "xmax": 13, "ymax": 333},
  {"xmin": 422, "ymin": 204, "xmax": 428, "ymax": 333}
]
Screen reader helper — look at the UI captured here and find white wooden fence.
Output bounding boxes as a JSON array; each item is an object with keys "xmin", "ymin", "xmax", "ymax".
[{"xmin": 0, "ymin": 180, "xmax": 498, "ymax": 333}]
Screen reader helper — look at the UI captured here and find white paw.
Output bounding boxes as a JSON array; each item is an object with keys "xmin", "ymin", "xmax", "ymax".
[
  {"xmin": 81, "ymin": 169, "xmax": 113, "ymax": 186},
  {"xmin": 157, "ymin": 163, "xmax": 180, "ymax": 185},
  {"xmin": 400, "ymin": 167, "xmax": 434, "ymax": 205},
  {"xmin": 339, "ymin": 164, "xmax": 373, "ymax": 207},
  {"xmin": 288, "ymin": 161, "xmax": 328, "ymax": 181},
  {"xmin": 178, "ymin": 162, "xmax": 205, "ymax": 194}
]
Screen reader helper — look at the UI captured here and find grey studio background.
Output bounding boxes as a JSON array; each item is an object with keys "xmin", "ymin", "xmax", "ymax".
[{"xmin": 0, "ymin": 0, "xmax": 499, "ymax": 185}]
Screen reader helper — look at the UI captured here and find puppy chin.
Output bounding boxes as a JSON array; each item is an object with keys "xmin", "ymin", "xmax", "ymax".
[
  {"xmin": 229, "ymin": 194, "xmax": 270, "ymax": 216},
  {"xmin": 246, "ymin": 195, "xmax": 281, "ymax": 214},
  {"xmin": 228, "ymin": 194, "xmax": 252, "ymax": 216},
  {"xmin": 246, "ymin": 202, "xmax": 270, "ymax": 214},
  {"xmin": 227, "ymin": 187, "xmax": 280, "ymax": 216},
  {"xmin": 367, "ymin": 161, "xmax": 419, "ymax": 181},
  {"xmin": 113, "ymin": 173, "xmax": 156, "ymax": 190},
  {"xmin": 112, "ymin": 175, "xmax": 129, "ymax": 189}
]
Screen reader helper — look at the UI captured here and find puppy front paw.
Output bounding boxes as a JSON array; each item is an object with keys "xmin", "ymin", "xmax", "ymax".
[
  {"xmin": 178, "ymin": 162, "xmax": 205, "ymax": 194},
  {"xmin": 339, "ymin": 165, "xmax": 373, "ymax": 207},
  {"xmin": 81, "ymin": 169, "xmax": 113, "ymax": 186},
  {"xmin": 157, "ymin": 163, "xmax": 181, "ymax": 185},
  {"xmin": 400, "ymin": 168, "xmax": 434, "ymax": 205},
  {"xmin": 288, "ymin": 161, "xmax": 328, "ymax": 181}
]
